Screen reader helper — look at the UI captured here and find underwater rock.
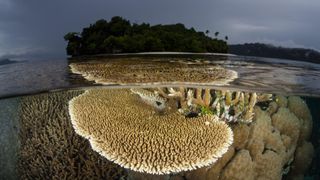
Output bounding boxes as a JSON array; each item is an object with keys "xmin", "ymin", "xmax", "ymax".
[{"xmin": 68, "ymin": 89, "xmax": 233, "ymax": 175}]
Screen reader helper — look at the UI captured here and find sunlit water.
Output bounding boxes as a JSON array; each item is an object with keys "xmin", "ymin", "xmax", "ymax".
[{"xmin": 0, "ymin": 53, "xmax": 320, "ymax": 179}]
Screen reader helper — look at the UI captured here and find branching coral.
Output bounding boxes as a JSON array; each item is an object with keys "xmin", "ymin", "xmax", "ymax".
[{"xmin": 135, "ymin": 87, "xmax": 272, "ymax": 124}]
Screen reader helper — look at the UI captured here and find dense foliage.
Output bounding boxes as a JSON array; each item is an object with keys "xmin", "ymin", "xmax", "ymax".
[
  {"xmin": 229, "ymin": 43, "xmax": 320, "ymax": 63},
  {"xmin": 64, "ymin": 16, "xmax": 228, "ymax": 56}
]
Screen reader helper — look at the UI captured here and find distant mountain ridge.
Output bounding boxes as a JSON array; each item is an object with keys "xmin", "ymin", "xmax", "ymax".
[
  {"xmin": 229, "ymin": 43, "xmax": 320, "ymax": 63},
  {"xmin": 0, "ymin": 59, "xmax": 18, "ymax": 66}
]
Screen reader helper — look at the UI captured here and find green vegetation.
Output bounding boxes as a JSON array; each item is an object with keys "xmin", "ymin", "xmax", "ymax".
[
  {"xmin": 200, "ymin": 106, "xmax": 214, "ymax": 115},
  {"xmin": 64, "ymin": 16, "xmax": 228, "ymax": 56}
]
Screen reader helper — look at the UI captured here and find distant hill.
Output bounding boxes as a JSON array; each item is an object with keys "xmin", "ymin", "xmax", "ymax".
[
  {"xmin": 64, "ymin": 16, "xmax": 228, "ymax": 56},
  {"xmin": 229, "ymin": 43, "xmax": 320, "ymax": 63},
  {"xmin": 0, "ymin": 59, "xmax": 18, "ymax": 66}
]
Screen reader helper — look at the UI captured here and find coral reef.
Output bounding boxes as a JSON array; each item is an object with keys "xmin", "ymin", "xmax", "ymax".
[
  {"xmin": 18, "ymin": 91, "xmax": 126, "ymax": 179},
  {"xmin": 150, "ymin": 87, "xmax": 272, "ymax": 123},
  {"xmin": 118, "ymin": 95, "xmax": 313, "ymax": 180},
  {"xmin": 161, "ymin": 95, "xmax": 313, "ymax": 180},
  {"xmin": 69, "ymin": 58, "xmax": 238, "ymax": 85},
  {"xmin": 69, "ymin": 89, "xmax": 233, "ymax": 175},
  {"xmin": 63, "ymin": 87, "xmax": 313, "ymax": 179}
]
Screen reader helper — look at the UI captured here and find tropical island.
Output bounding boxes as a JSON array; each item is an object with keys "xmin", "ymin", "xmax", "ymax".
[{"xmin": 64, "ymin": 16, "xmax": 228, "ymax": 56}]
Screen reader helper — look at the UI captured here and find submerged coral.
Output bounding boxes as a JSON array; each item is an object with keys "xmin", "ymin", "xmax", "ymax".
[
  {"xmin": 172, "ymin": 96, "xmax": 314, "ymax": 180},
  {"xmin": 145, "ymin": 87, "xmax": 272, "ymax": 123},
  {"xmin": 69, "ymin": 58, "xmax": 238, "ymax": 85},
  {"xmin": 18, "ymin": 91, "xmax": 126, "ymax": 179},
  {"xmin": 65, "ymin": 87, "xmax": 313, "ymax": 179},
  {"xmin": 69, "ymin": 89, "xmax": 233, "ymax": 175}
]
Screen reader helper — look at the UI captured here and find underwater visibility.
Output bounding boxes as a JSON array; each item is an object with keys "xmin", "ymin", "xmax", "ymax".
[{"xmin": 1, "ymin": 54, "xmax": 320, "ymax": 180}]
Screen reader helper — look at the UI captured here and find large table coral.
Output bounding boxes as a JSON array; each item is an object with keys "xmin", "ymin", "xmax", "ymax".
[{"xmin": 69, "ymin": 89, "xmax": 233, "ymax": 175}]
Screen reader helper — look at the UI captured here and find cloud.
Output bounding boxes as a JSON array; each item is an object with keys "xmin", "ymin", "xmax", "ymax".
[
  {"xmin": 0, "ymin": 0, "xmax": 320, "ymax": 59},
  {"xmin": 230, "ymin": 22, "xmax": 269, "ymax": 32}
]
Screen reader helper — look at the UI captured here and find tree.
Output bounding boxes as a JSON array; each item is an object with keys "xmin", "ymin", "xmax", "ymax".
[
  {"xmin": 64, "ymin": 32, "xmax": 81, "ymax": 56},
  {"xmin": 64, "ymin": 16, "xmax": 228, "ymax": 56},
  {"xmin": 214, "ymin": 31, "xmax": 219, "ymax": 38}
]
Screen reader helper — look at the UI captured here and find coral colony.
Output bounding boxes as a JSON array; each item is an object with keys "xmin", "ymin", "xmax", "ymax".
[
  {"xmin": 68, "ymin": 87, "xmax": 272, "ymax": 174},
  {"xmin": 68, "ymin": 88, "xmax": 314, "ymax": 178},
  {"xmin": 69, "ymin": 89, "xmax": 233, "ymax": 174},
  {"xmin": 131, "ymin": 87, "xmax": 273, "ymax": 123}
]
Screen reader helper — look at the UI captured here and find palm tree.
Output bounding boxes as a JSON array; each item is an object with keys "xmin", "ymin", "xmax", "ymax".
[{"xmin": 214, "ymin": 32, "xmax": 219, "ymax": 38}]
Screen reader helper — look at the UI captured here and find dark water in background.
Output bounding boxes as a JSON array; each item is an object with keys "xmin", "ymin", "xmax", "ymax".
[{"xmin": 0, "ymin": 53, "xmax": 320, "ymax": 179}]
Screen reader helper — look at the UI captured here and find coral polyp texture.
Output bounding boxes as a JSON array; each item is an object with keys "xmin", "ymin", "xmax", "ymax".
[
  {"xmin": 178, "ymin": 96, "xmax": 314, "ymax": 180},
  {"xmin": 68, "ymin": 89, "xmax": 233, "ymax": 175},
  {"xmin": 18, "ymin": 91, "xmax": 125, "ymax": 179},
  {"xmin": 69, "ymin": 58, "xmax": 238, "ymax": 85}
]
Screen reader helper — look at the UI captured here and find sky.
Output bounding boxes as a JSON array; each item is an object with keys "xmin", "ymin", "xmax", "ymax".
[{"xmin": 0, "ymin": 0, "xmax": 319, "ymax": 60}]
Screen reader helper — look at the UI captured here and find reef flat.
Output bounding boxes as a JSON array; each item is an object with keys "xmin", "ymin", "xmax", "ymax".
[
  {"xmin": 18, "ymin": 90, "xmax": 126, "ymax": 179},
  {"xmin": 69, "ymin": 58, "xmax": 238, "ymax": 86}
]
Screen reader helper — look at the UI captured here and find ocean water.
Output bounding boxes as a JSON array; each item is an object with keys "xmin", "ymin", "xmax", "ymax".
[{"xmin": 0, "ymin": 53, "xmax": 320, "ymax": 180}]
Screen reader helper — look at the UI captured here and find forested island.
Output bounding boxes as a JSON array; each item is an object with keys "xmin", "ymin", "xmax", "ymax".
[
  {"xmin": 229, "ymin": 43, "xmax": 320, "ymax": 63},
  {"xmin": 64, "ymin": 16, "xmax": 228, "ymax": 56}
]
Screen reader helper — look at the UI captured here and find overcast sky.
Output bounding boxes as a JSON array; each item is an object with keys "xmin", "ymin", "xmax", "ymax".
[{"xmin": 0, "ymin": 0, "xmax": 319, "ymax": 59}]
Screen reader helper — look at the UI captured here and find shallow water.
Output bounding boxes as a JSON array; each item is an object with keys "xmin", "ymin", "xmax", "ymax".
[
  {"xmin": 1, "ymin": 53, "xmax": 320, "ymax": 98},
  {"xmin": 1, "ymin": 53, "xmax": 320, "ymax": 179}
]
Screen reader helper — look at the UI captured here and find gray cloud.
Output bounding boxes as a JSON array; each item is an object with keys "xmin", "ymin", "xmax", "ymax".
[{"xmin": 0, "ymin": 0, "xmax": 319, "ymax": 59}]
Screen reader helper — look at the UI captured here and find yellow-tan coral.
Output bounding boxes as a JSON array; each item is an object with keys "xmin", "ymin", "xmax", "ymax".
[
  {"xmin": 18, "ymin": 91, "xmax": 125, "ymax": 179},
  {"xmin": 155, "ymin": 95, "xmax": 314, "ymax": 180},
  {"xmin": 68, "ymin": 89, "xmax": 233, "ymax": 175},
  {"xmin": 69, "ymin": 58, "xmax": 238, "ymax": 85}
]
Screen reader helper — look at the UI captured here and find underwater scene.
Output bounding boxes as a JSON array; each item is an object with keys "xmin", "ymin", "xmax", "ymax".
[{"xmin": 1, "ymin": 54, "xmax": 320, "ymax": 180}]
